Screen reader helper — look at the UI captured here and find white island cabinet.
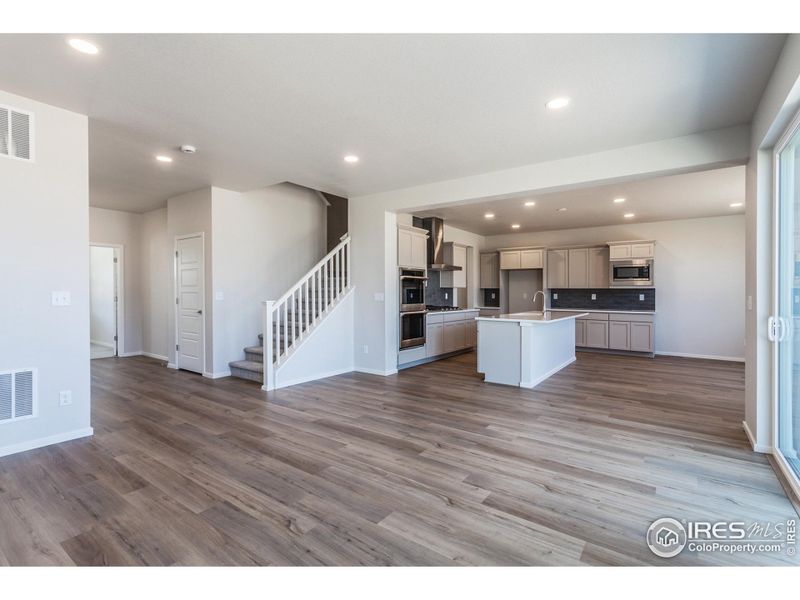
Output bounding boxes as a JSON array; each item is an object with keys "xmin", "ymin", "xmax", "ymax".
[{"xmin": 476, "ymin": 311, "xmax": 588, "ymax": 388}]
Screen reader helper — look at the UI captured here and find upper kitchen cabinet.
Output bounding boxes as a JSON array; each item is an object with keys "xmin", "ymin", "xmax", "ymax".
[
  {"xmin": 547, "ymin": 249, "xmax": 568, "ymax": 288},
  {"xmin": 588, "ymin": 246, "xmax": 609, "ymax": 288},
  {"xmin": 397, "ymin": 224, "xmax": 428, "ymax": 269},
  {"xmin": 608, "ymin": 240, "xmax": 655, "ymax": 260},
  {"xmin": 499, "ymin": 247, "xmax": 544, "ymax": 270},
  {"xmin": 479, "ymin": 252, "xmax": 500, "ymax": 288},
  {"xmin": 440, "ymin": 242, "xmax": 467, "ymax": 288},
  {"xmin": 547, "ymin": 246, "xmax": 609, "ymax": 289}
]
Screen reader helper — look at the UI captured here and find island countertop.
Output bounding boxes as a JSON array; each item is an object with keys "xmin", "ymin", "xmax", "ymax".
[{"xmin": 475, "ymin": 310, "xmax": 588, "ymax": 324}]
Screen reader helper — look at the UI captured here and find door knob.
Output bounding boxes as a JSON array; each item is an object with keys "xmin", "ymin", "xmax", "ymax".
[{"xmin": 197, "ymin": 310, "xmax": 203, "ymax": 314}]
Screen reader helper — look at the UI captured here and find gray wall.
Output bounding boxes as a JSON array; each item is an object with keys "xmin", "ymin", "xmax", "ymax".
[{"xmin": 0, "ymin": 88, "xmax": 91, "ymax": 455}]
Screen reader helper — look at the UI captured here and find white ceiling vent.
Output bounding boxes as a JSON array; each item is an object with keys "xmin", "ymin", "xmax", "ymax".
[
  {"xmin": 0, "ymin": 105, "xmax": 34, "ymax": 162},
  {"xmin": 0, "ymin": 369, "xmax": 37, "ymax": 423}
]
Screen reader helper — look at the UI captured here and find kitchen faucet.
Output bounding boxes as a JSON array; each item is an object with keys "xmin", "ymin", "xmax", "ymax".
[{"xmin": 533, "ymin": 290, "xmax": 545, "ymax": 310}]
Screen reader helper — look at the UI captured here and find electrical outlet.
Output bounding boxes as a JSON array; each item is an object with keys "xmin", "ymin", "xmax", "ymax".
[
  {"xmin": 59, "ymin": 390, "xmax": 72, "ymax": 406},
  {"xmin": 523, "ymin": 292, "xmax": 528, "ymax": 299},
  {"xmin": 373, "ymin": 292, "xmax": 384, "ymax": 302},
  {"xmin": 553, "ymin": 293, "xmax": 558, "ymax": 300},
  {"xmin": 444, "ymin": 292, "xmax": 449, "ymax": 300},
  {"xmin": 215, "ymin": 291, "xmax": 225, "ymax": 301},
  {"xmin": 747, "ymin": 295, "xmax": 753, "ymax": 311},
  {"xmin": 591, "ymin": 293, "xmax": 597, "ymax": 301},
  {"xmin": 491, "ymin": 292, "xmax": 496, "ymax": 299},
  {"xmin": 51, "ymin": 291, "xmax": 71, "ymax": 306},
  {"xmin": 639, "ymin": 293, "xmax": 645, "ymax": 301},
  {"xmin": 363, "ymin": 345, "xmax": 369, "ymax": 354}
]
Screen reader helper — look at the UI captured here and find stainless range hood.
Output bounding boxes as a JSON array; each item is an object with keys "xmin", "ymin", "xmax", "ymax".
[{"xmin": 421, "ymin": 217, "xmax": 462, "ymax": 272}]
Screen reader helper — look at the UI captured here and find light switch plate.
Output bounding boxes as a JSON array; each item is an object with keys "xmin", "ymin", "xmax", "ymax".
[
  {"xmin": 59, "ymin": 390, "xmax": 72, "ymax": 406},
  {"xmin": 215, "ymin": 291, "xmax": 225, "ymax": 301},
  {"xmin": 52, "ymin": 291, "xmax": 71, "ymax": 306}
]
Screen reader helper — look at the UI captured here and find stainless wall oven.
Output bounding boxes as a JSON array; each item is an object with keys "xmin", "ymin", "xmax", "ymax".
[
  {"xmin": 399, "ymin": 309, "xmax": 427, "ymax": 349},
  {"xmin": 400, "ymin": 269, "xmax": 427, "ymax": 312},
  {"xmin": 610, "ymin": 259, "xmax": 654, "ymax": 287}
]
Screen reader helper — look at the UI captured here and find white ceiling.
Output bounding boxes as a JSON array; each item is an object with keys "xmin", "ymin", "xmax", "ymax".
[
  {"xmin": 0, "ymin": 34, "xmax": 785, "ymax": 213},
  {"xmin": 414, "ymin": 165, "xmax": 745, "ymax": 235}
]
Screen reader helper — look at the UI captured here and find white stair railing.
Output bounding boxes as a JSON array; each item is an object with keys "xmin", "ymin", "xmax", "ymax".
[{"xmin": 261, "ymin": 234, "xmax": 351, "ymax": 390}]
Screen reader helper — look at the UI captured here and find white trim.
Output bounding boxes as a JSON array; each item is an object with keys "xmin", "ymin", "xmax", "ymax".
[
  {"xmin": 90, "ymin": 242, "xmax": 124, "ymax": 357},
  {"xmin": 118, "ymin": 351, "xmax": 142, "ymax": 358},
  {"xmin": 520, "ymin": 356, "xmax": 576, "ymax": 389},
  {"xmin": 142, "ymin": 352, "xmax": 168, "ymax": 362},
  {"xmin": 167, "ymin": 362, "xmax": 178, "ymax": 370},
  {"xmin": 742, "ymin": 420, "xmax": 772, "ymax": 454},
  {"xmin": 773, "ymin": 450, "xmax": 800, "ymax": 502},
  {"xmin": 0, "ymin": 427, "xmax": 93, "ymax": 458},
  {"xmin": 203, "ymin": 370, "xmax": 231, "ymax": 379},
  {"xmin": 655, "ymin": 351, "xmax": 745, "ymax": 362},
  {"xmin": 273, "ymin": 366, "xmax": 354, "ymax": 390},
  {"xmin": 174, "ymin": 232, "xmax": 206, "ymax": 375},
  {"xmin": 354, "ymin": 366, "xmax": 398, "ymax": 377}
]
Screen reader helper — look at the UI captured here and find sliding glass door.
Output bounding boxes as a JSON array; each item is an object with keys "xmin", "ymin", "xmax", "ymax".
[{"xmin": 775, "ymin": 113, "xmax": 800, "ymax": 484}]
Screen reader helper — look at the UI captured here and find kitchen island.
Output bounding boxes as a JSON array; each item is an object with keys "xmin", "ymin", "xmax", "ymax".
[{"xmin": 476, "ymin": 311, "xmax": 588, "ymax": 388}]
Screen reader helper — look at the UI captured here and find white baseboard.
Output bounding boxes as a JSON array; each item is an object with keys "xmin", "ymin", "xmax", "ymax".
[
  {"xmin": 275, "ymin": 365, "xmax": 354, "ymax": 390},
  {"xmin": 118, "ymin": 351, "xmax": 142, "ymax": 358},
  {"xmin": 355, "ymin": 366, "xmax": 398, "ymax": 377},
  {"xmin": 167, "ymin": 362, "xmax": 178, "ymax": 370},
  {"xmin": 0, "ymin": 427, "xmax": 94, "ymax": 458},
  {"xmin": 90, "ymin": 339, "xmax": 115, "ymax": 349},
  {"xmin": 742, "ymin": 420, "xmax": 772, "ymax": 454},
  {"xmin": 656, "ymin": 351, "xmax": 745, "ymax": 363},
  {"xmin": 142, "ymin": 352, "xmax": 168, "ymax": 362},
  {"xmin": 520, "ymin": 356, "xmax": 576, "ymax": 389},
  {"xmin": 203, "ymin": 370, "xmax": 231, "ymax": 379}
]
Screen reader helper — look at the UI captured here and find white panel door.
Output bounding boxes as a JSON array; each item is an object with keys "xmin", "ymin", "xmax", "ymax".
[{"xmin": 176, "ymin": 235, "xmax": 205, "ymax": 373}]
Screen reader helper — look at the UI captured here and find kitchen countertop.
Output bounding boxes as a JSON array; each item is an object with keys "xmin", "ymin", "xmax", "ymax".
[
  {"xmin": 549, "ymin": 308, "xmax": 656, "ymax": 315},
  {"xmin": 426, "ymin": 308, "xmax": 480, "ymax": 314},
  {"xmin": 474, "ymin": 305, "xmax": 501, "ymax": 310},
  {"xmin": 476, "ymin": 311, "xmax": 589, "ymax": 324}
]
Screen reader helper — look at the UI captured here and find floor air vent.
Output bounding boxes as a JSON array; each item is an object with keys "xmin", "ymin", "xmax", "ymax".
[
  {"xmin": 0, "ymin": 105, "xmax": 33, "ymax": 161},
  {"xmin": 0, "ymin": 369, "xmax": 37, "ymax": 423}
]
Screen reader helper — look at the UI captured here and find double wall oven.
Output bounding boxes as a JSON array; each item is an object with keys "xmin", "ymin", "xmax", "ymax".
[{"xmin": 400, "ymin": 269, "xmax": 427, "ymax": 349}]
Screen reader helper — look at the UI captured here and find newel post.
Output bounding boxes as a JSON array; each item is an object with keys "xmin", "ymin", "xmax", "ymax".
[{"xmin": 262, "ymin": 300, "xmax": 275, "ymax": 391}]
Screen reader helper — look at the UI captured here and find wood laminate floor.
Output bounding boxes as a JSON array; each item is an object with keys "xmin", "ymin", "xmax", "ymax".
[{"xmin": 0, "ymin": 352, "xmax": 797, "ymax": 566}]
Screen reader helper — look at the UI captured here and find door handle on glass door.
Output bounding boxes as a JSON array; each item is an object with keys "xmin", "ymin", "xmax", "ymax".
[{"xmin": 768, "ymin": 316, "xmax": 776, "ymax": 341}]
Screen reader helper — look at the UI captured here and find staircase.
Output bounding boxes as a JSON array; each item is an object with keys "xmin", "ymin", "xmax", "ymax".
[{"xmin": 229, "ymin": 234, "xmax": 351, "ymax": 388}]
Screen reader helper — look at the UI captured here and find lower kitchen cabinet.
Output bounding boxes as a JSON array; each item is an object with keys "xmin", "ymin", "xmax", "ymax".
[
  {"xmin": 630, "ymin": 321, "xmax": 654, "ymax": 352},
  {"xmin": 584, "ymin": 320, "xmax": 609, "ymax": 348},
  {"xmin": 608, "ymin": 321, "xmax": 631, "ymax": 350},
  {"xmin": 426, "ymin": 322, "xmax": 444, "ymax": 357},
  {"xmin": 466, "ymin": 319, "xmax": 478, "ymax": 347},
  {"xmin": 575, "ymin": 319, "xmax": 586, "ymax": 346},
  {"xmin": 443, "ymin": 321, "xmax": 466, "ymax": 353}
]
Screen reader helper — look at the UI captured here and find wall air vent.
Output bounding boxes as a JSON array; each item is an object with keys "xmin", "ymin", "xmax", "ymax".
[
  {"xmin": 0, "ymin": 105, "xmax": 34, "ymax": 161},
  {"xmin": 0, "ymin": 369, "xmax": 37, "ymax": 423}
]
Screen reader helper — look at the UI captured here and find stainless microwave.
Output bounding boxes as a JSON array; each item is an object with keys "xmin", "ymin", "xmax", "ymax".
[{"xmin": 610, "ymin": 259, "xmax": 654, "ymax": 287}]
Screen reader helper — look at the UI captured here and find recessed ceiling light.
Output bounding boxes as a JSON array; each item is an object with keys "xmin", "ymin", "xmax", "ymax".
[
  {"xmin": 613, "ymin": 197, "xmax": 626, "ymax": 204},
  {"xmin": 546, "ymin": 96, "xmax": 570, "ymax": 110},
  {"xmin": 730, "ymin": 202, "xmax": 744, "ymax": 208},
  {"xmin": 484, "ymin": 213, "xmax": 495, "ymax": 219},
  {"xmin": 155, "ymin": 155, "xmax": 173, "ymax": 163},
  {"xmin": 511, "ymin": 224, "xmax": 521, "ymax": 229},
  {"xmin": 624, "ymin": 213, "xmax": 635, "ymax": 218},
  {"xmin": 524, "ymin": 201, "xmax": 536, "ymax": 207},
  {"xmin": 67, "ymin": 38, "xmax": 99, "ymax": 55},
  {"xmin": 556, "ymin": 207, "xmax": 567, "ymax": 212},
  {"xmin": 344, "ymin": 155, "xmax": 359, "ymax": 163}
]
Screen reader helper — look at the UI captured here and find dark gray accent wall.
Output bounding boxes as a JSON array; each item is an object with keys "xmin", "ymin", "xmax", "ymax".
[
  {"xmin": 425, "ymin": 270, "xmax": 453, "ymax": 306},
  {"xmin": 550, "ymin": 288, "xmax": 655, "ymax": 311},
  {"xmin": 323, "ymin": 193, "xmax": 348, "ymax": 252}
]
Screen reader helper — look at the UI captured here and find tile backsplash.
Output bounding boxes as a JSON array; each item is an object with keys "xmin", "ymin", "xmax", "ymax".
[
  {"xmin": 550, "ymin": 288, "xmax": 655, "ymax": 311},
  {"xmin": 425, "ymin": 270, "xmax": 453, "ymax": 306},
  {"xmin": 482, "ymin": 288, "xmax": 500, "ymax": 307}
]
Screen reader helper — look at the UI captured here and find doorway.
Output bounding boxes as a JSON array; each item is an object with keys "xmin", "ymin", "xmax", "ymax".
[
  {"xmin": 90, "ymin": 245, "xmax": 121, "ymax": 359},
  {"xmin": 174, "ymin": 234, "xmax": 205, "ymax": 374}
]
